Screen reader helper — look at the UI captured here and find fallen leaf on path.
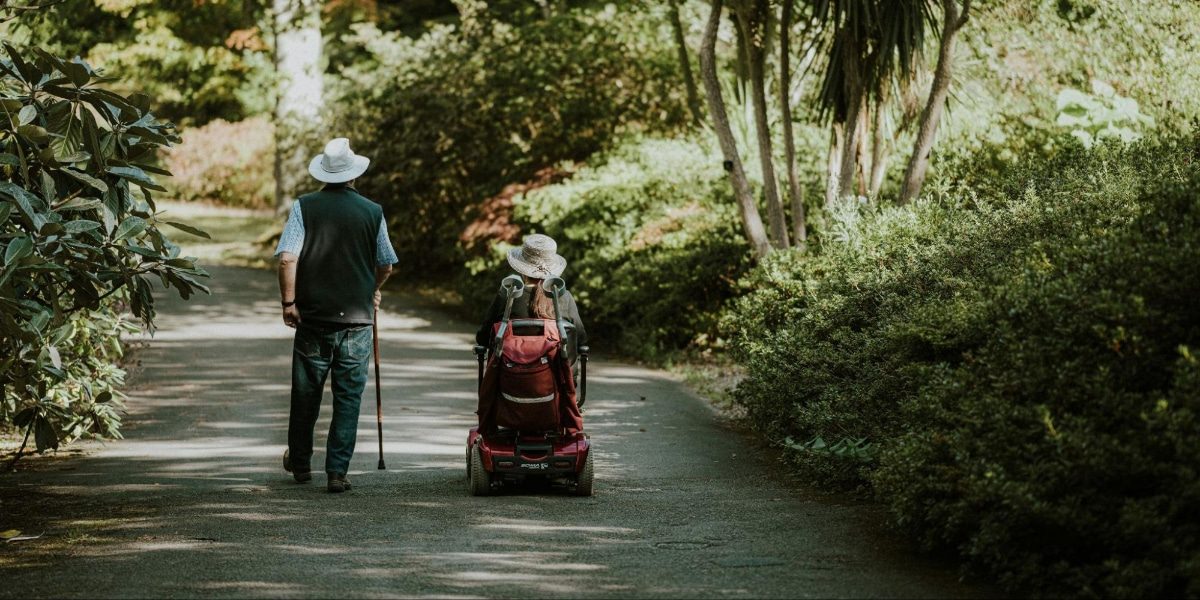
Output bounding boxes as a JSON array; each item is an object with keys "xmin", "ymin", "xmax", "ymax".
[
  {"xmin": 4, "ymin": 531, "xmax": 44, "ymax": 543},
  {"xmin": 0, "ymin": 529, "xmax": 20, "ymax": 539}
]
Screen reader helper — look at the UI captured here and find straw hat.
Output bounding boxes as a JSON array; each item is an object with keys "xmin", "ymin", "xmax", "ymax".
[
  {"xmin": 308, "ymin": 138, "xmax": 370, "ymax": 183},
  {"xmin": 507, "ymin": 234, "xmax": 567, "ymax": 279}
]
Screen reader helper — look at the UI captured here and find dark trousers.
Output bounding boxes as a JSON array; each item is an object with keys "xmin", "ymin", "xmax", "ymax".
[{"xmin": 287, "ymin": 322, "xmax": 372, "ymax": 476}]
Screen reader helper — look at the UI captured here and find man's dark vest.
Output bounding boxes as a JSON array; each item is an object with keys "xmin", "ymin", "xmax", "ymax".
[{"xmin": 295, "ymin": 185, "xmax": 383, "ymax": 326}]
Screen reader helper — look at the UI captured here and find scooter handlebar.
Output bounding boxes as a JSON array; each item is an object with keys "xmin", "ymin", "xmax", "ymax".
[
  {"xmin": 499, "ymin": 274, "xmax": 525, "ymax": 299},
  {"xmin": 540, "ymin": 276, "xmax": 567, "ymax": 299}
]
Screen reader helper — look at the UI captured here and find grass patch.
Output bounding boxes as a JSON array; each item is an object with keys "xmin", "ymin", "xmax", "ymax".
[{"xmin": 156, "ymin": 202, "xmax": 281, "ymax": 269}]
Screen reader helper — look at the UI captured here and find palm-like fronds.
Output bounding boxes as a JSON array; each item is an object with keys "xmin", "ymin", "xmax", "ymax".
[{"xmin": 809, "ymin": 0, "xmax": 935, "ymax": 123}]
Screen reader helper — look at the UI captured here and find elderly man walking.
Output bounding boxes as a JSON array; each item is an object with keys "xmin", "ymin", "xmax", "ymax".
[{"xmin": 275, "ymin": 138, "xmax": 398, "ymax": 493}]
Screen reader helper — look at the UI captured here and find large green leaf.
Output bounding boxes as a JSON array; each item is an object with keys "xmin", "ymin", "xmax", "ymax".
[
  {"xmin": 113, "ymin": 216, "xmax": 147, "ymax": 241},
  {"xmin": 13, "ymin": 407, "xmax": 36, "ymax": 428},
  {"xmin": 61, "ymin": 60, "xmax": 90, "ymax": 87},
  {"xmin": 4, "ymin": 236, "xmax": 34, "ymax": 265},
  {"xmin": 0, "ymin": 181, "xmax": 39, "ymax": 220},
  {"xmin": 57, "ymin": 196, "xmax": 103, "ymax": 211},
  {"xmin": 46, "ymin": 100, "xmax": 82, "ymax": 158},
  {"xmin": 80, "ymin": 106, "xmax": 106, "ymax": 170},
  {"xmin": 64, "ymin": 220, "xmax": 102, "ymax": 234},
  {"xmin": 0, "ymin": 203, "xmax": 11, "ymax": 225},
  {"xmin": 107, "ymin": 166, "xmax": 166, "ymax": 192},
  {"xmin": 34, "ymin": 415, "xmax": 60, "ymax": 452},
  {"xmin": 17, "ymin": 124, "xmax": 50, "ymax": 144},
  {"xmin": 4, "ymin": 43, "xmax": 42, "ymax": 84},
  {"xmin": 61, "ymin": 167, "xmax": 109, "ymax": 193},
  {"xmin": 162, "ymin": 221, "xmax": 211, "ymax": 239},
  {"xmin": 17, "ymin": 104, "xmax": 36, "ymax": 126}
]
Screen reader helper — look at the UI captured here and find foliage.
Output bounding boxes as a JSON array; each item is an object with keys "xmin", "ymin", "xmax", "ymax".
[
  {"xmin": 940, "ymin": 0, "xmax": 1200, "ymax": 172},
  {"xmin": 330, "ymin": 5, "xmax": 689, "ymax": 273},
  {"xmin": 727, "ymin": 135, "xmax": 1200, "ymax": 596},
  {"xmin": 0, "ymin": 43, "xmax": 209, "ymax": 456},
  {"xmin": 464, "ymin": 136, "xmax": 751, "ymax": 361},
  {"xmin": 161, "ymin": 116, "xmax": 274, "ymax": 209},
  {"xmin": 1055, "ymin": 79, "xmax": 1154, "ymax": 148},
  {"xmin": 0, "ymin": 0, "xmax": 273, "ymax": 127}
]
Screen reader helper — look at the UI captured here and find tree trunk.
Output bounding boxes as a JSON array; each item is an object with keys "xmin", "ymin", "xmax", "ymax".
[
  {"xmin": 899, "ymin": 0, "xmax": 969, "ymax": 204},
  {"xmin": 868, "ymin": 99, "xmax": 890, "ymax": 198},
  {"xmin": 732, "ymin": 9, "xmax": 749, "ymax": 104},
  {"xmin": 836, "ymin": 90, "xmax": 863, "ymax": 201},
  {"xmin": 272, "ymin": 0, "xmax": 324, "ymax": 214},
  {"xmin": 739, "ymin": 0, "xmax": 789, "ymax": 248},
  {"xmin": 668, "ymin": 0, "xmax": 704, "ymax": 126},
  {"xmin": 824, "ymin": 121, "xmax": 844, "ymax": 208},
  {"xmin": 855, "ymin": 105, "xmax": 868, "ymax": 197},
  {"xmin": 700, "ymin": 0, "xmax": 771, "ymax": 259},
  {"xmin": 779, "ymin": 0, "xmax": 806, "ymax": 249}
]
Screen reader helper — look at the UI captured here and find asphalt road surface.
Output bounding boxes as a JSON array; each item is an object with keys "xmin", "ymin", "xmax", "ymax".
[{"xmin": 0, "ymin": 266, "xmax": 991, "ymax": 598}]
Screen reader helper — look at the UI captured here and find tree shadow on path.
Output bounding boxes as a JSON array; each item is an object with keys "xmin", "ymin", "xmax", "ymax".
[{"xmin": 0, "ymin": 266, "xmax": 996, "ymax": 599}]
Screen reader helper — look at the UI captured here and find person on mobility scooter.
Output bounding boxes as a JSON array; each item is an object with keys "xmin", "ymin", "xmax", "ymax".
[{"xmin": 468, "ymin": 234, "xmax": 593, "ymax": 496}]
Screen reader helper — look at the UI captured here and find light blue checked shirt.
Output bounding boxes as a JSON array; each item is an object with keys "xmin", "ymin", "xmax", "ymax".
[{"xmin": 274, "ymin": 200, "xmax": 399, "ymax": 267}]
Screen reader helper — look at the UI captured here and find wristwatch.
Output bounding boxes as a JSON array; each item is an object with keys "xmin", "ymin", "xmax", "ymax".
[{"xmin": 282, "ymin": 300, "xmax": 296, "ymax": 308}]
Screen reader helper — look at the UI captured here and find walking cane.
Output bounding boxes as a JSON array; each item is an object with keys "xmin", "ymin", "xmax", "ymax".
[{"xmin": 373, "ymin": 310, "xmax": 386, "ymax": 470}]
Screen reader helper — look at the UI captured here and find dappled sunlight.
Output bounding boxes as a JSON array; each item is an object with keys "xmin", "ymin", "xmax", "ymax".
[
  {"xmin": 475, "ymin": 519, "xmax": 636, "ymax": 537},
  {"xmin": 1, "ymin": 266, "xmax": 985, "ymax": 598}
]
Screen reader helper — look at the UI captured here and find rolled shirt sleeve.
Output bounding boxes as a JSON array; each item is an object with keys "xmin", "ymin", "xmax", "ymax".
[
  {"xmin": 276, "ymin": 201, "xmax": 396, "ymax": 266},
  {"xmin": 377, "ymin": 216, "xmax": 398, "ymax": 267},
  {"xmin": 274, "ymin": 201, "xmax": 305, "ymax": 256}
]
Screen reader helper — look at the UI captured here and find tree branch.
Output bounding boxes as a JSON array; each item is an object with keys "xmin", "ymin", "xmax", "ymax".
[{"xmin": 0, "ymin": 0, "xmax": 65, "ymax": 23}]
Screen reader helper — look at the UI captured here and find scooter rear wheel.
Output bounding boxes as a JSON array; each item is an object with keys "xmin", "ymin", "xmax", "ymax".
[
  {"xmin": 469, "ymin": 444, "xmax": 492, "ymax": 496},
  {"xmin": 572, "ymin": 450, "xmax": 594, "ymax": 497}
]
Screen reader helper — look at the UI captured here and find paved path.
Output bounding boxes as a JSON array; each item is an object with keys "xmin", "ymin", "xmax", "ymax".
[{"xmin": 0, "ymin": 266, "xmax": 988, "ymax": 598}]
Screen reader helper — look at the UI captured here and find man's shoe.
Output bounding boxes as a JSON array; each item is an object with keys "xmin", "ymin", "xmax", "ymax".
[
  {"xmin": 327, "ymin": 473, "xmax": 352, "ymax": 493},
  {"xmin": 283, "ymin": 450, "xmax": 312, "ymax": 483}
]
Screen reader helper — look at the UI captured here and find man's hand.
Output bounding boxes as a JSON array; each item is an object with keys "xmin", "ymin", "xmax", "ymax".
[
  {"xmin": 283, "ymin": 305, "xmax": 301, "ymax": 328},
  {"xmin": 373, "ymin": 289, "xmax": 382, "ymax": 310}
]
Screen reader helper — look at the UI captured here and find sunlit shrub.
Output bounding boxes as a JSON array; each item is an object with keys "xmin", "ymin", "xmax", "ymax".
[
  {"xmin": 329, "ymin": 6, "xmax": 688, "ymax": 273},
  {"xmin": 161, "ymin": 116, "xmax": 274, "ymax": 209},
  {"xmin": 727, "ymin": 134, "xmax": 1200, "ymax": 596},
  {"xmin": 464, "ymin": 136, "xmax": 750, "ymax": 361}
]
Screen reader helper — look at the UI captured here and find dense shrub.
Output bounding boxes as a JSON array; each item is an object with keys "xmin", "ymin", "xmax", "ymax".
[
  {"xmin": 728, "ymin": 135, "xmax": 1200, "ymax": 596},
  {"xmin": 161, "ymin": 116, "xmax": 274, "ymax": 209},
  {"xmin": 329, "ymin": 5, "xmax": 688, "ymax": 273},
  {"xmin": 465, "ymin": 137, "xmax": 751, "ymax": 360},
  {"xmin": 1, "ymin": 44, "xmax": 208, "ymax": 457}
]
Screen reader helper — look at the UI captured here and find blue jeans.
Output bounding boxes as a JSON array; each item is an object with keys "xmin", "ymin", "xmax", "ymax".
[{"xmin": 288, "ymin": 323, "xmax": 372, "ymax": 476}]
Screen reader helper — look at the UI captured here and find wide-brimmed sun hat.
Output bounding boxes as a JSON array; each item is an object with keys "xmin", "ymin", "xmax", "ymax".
[
  {"xmin": 507, "ymin": 234, "xmax": 567, "ymax": 279},
  {"xmin": 308, "ymin": 137, "xmax": 370, "ymax": 183}
]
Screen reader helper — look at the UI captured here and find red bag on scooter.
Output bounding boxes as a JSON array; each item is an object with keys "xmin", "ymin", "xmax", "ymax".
[{"xmin": 478, "ymin": 319, "xmax": 582, "ymax": 435}]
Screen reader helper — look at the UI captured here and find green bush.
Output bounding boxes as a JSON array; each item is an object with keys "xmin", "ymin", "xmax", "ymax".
[
  {"xmin": 465, "ymin": 136, "xmax": 751, "ymax": 361},
  {"xmin": 330, "ymin": 5, "xmax": 688, "ymax": 273},
  {"xmin": 161, "ymin": 116, "xmax": 274, "ymax": 209},
  {"xmin": 0, "ymin": 43, "xmax": 208, "ymax": 457},
  {"xmin": 727, "ymin": 134, "xmax": 1200, "ymax": 596}
]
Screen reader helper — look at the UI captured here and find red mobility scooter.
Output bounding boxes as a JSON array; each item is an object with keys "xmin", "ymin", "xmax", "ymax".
[{"xmin": 467, "ymin": 275, "xmax": 593, "ymax": 496}]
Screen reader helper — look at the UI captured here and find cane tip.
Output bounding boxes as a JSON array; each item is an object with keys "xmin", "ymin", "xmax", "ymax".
[{"xmin": 377, "ymin": 460, "xmax": 386, "ymax": 470}]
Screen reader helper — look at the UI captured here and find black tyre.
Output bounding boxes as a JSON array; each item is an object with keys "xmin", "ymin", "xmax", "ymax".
[
  {"xmin": 573, "ymin": 450, "xmax": 594, "ymax": 497},
  {"xmin": 469, "ymin": 444, "xmax": 492, "ymax": 496}
]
